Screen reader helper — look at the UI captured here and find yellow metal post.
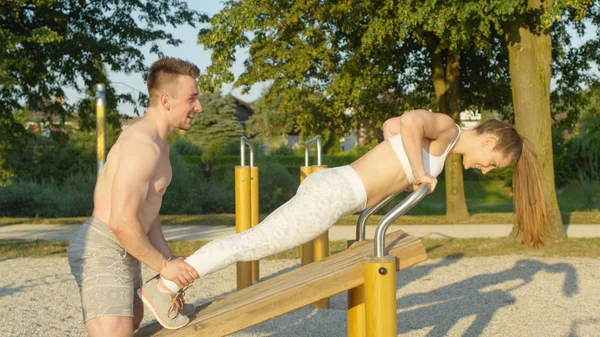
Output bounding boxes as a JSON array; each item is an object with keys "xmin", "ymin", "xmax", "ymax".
[
  {"xmin": 310, "ymin": 164, "xmax": 330, "ymax": 309},
  {"xmin": 347, "ymin": 240, "xmax": 366, "ymax": 337},
  {"xmin": 365, "ymin": 256, "xmax": 397, "ymax": 337},
  {"xmin": 235, "ymin": 166, "xmax": 253, "ymax": 290},
  {"xmin": 299, "ymin": 166, "xmax": 314, "ymax": 267},
  {"xmin": 250, "ymin": 166, "xmax": 260, "ymax": 282},
  {"xmin": 95, "ymin": 84, "xmax": 106, "ymax": 176}
]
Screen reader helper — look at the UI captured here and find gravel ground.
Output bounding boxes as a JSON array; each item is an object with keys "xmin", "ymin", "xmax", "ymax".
[{"xmin": 1, "ymin": 255, "xmax": 599, "ymax": 337}]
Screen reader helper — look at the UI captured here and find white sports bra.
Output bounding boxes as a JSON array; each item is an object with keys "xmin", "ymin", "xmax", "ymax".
[{"xmin": 388, "ymin": 124, "xmax": 461, "ymax": 184}]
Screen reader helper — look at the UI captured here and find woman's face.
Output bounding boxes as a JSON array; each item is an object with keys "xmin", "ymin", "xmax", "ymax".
[{"xmin": 462, "ymin": 135, "xmax": 514, "ymax": 174}]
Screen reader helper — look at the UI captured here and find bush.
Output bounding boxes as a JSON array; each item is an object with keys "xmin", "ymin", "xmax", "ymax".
[
  {"xmin": 222, "ymin": 139, "xmax": 268, "ymax": 158},
  {"xmin": 171, "ymin": 137, "xmax": 203, "ymax": 157},
  {"xmin": 10, "ymin": 131, "xmax": 95, "ymax": 184},
  {"xmin": 211, "ymin": 159, "xmax": 298, "ymax": 213},
  {"xmin": 161, "ymin": 150, "xmax": 234, "ymax": 214},
  {"xmin": 56, "ymin": 171, "xmax": 95, "ymax": 217},
  {"xmin": 256, "ymin": 160, "xmax": 298, "ymax": 213},
  {"xmin": 0, "ymin": 170, "xmax": 95, "ymax": 217},
  {"xmin": 552, "ymin": 128, "xmax": 580, "ymax": 187},
  {"xmin": 0, "ymin": 180, "xmax": 57, "ymax": 217}
]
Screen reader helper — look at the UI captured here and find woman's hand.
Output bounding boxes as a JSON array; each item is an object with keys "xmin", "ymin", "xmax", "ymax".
[{"xmin": 405, "ymin": 174, "xmax": 437, "ymax": 194}]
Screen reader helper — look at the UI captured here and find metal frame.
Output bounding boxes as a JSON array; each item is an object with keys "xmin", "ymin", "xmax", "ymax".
[
  {"xmin": 240, "ymin": 136, "xmax": 254, "ymax": 167},
  {"xmin": 373, "ymin": 184, "xmax": 430, "ymax": 257},
  {"xmin": 304, "ymin": 136, "xmax": 322, "ymax": 166},
  {"xmin": 354, "ymin": 183, "xmax": 430, "ymax": 256}
]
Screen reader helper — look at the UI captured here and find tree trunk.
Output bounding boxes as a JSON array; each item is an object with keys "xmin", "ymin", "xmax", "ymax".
[
  {"xmin": 505, "ymin": 0, "xmax": 565, "ymax": 241},
  {"xmin": 444, "ymin": 52, "xmax": 470, "ymax": 220},
  {"xmin": 428, "ymin": 38, "xmax": 470, "ymax": 220},
  {"xmin": 322, "ymin": 130, "xmax": 337, "ymax": 154}
]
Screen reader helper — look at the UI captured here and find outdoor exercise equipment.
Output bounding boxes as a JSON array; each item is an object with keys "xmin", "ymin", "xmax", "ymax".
[
  {"xmin": 135, "ymin": 184, "xmax": 431, "ymax": 337},
  {"xmin": 348, "ymin": 184, "xmax": 430, "ymax": 336},
  {"xmin": 299, "ymin": 135, "xmax": 330, "ymax": 308},
  {"xmin": 95, "ymin": 83, "xmax": 107, "ymax": 175},
  {"xmin": 234, "ymin": 137, "xmax": 260, "ymax": 290}
]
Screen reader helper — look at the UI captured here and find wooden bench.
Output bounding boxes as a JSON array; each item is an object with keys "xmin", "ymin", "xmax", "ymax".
[{"xmin": 134, "ymin": 230, "xmax": 428, "ymax": 337}]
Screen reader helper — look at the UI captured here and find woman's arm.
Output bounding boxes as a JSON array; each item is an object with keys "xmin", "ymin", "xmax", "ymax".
[{"xmin": 383, "ymin": 109, "xmax": 457, "ymax": 191}]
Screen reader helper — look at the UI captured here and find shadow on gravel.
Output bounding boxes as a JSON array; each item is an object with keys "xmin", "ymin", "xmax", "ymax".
[
  {"xmin": 228, "ymin": 254, "xmax": 465, "ymax": 337},
  {"xmin": 0, "ymin": 272, "xmax": 73, "ymax": 298},
  {"xmin": 568, "ymin": 318, "xmax": 600, "ymax": 337},
  {"xmin": 0, "ymin": 282, "xmax": 24, "ymax": 298},
  {"xmin": 396, "ymin": 259, "xmax": 579, "ymax": 336}
]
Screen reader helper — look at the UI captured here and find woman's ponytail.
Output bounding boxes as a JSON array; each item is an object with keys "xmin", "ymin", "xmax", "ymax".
[{"xmin": 512, "ymin": 139, "xmax": 551, "ymax": 247}]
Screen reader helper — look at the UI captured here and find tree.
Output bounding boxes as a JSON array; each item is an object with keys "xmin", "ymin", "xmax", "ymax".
[
  {"xmin": 197, "ymin": 0, "xmax": 420, "ymax": 141},
  {"xmin": 0, "ymin": 0, "xmax": 206, "ymax": 182},
  {"xmin": 504, "ymin": 0, "xmax": 595, "ymax": 243},
  {"xmin": 197, "ymin": 0, "xmax": 520, "ymax": 217},
  {"xmin": 197, "ymin": 0, "xmax": 595, "ymax": 231},
  {"xmin": 245, "ymin": 88, "xmax": 298, "ymax": 149},
  {"xmin": 186, "ymin": 91, "xmax": 244, "ymax": 161}
]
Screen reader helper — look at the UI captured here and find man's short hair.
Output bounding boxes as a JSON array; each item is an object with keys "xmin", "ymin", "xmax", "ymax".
[{"xmin": 147, "ymin": 57, "xmax": 200, "ymax": 106}]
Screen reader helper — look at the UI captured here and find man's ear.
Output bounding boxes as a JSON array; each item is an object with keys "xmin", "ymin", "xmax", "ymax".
[{"xmin": 160, "ymin": 93, "xmax": 170, "ymax": 110}]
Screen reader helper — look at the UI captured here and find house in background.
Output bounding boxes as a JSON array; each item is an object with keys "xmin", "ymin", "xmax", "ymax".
[
  {"xmin": 231, "ymin": 96, "xmax": 255, "ymax": 132},
  {"xmin": 460, "ymin": 110, "xmax": 482, "ymax": 129},
  {"xmin": 24, "ymin": 111, "xmax": 79, "ymax": 137}
]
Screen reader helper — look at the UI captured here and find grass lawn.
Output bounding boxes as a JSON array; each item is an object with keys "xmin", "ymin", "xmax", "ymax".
[
  {"xmin": 2, "ymin": 237, "xmax": 600, "ymax": 260},
  {"xmin": 2, "ymin": 210, "xmax": 598, "ymax": 227}
]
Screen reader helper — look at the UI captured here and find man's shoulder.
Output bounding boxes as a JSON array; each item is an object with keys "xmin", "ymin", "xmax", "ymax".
[{"xmin": 117, "ymin": 126, "xmax": 161, "ymax": 159}]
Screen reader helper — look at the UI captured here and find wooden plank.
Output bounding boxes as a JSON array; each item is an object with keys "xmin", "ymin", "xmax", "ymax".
[{"xmin": 135, "ymin": 230, "xmax": 428, "ymax": 337}]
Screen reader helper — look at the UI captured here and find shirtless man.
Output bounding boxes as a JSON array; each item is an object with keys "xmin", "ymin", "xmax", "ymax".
[{"xmin": 68, "ymin": 56, "xmax": 202, "ymax": 336}]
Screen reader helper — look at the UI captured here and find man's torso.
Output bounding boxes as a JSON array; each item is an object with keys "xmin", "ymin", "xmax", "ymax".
[{"xmin": 92, "ymin": 121, "xmax": 172, "ymax": 233}]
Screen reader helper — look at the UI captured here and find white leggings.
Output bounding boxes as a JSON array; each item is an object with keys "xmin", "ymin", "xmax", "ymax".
[{"xmin": 162, "ymin": 165, "xmax": 367, "ymax": 292}]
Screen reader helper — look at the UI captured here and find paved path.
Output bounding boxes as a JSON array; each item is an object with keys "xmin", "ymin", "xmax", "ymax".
[{"xmin": 1, "ymin": 223, "xmax": 599, "ymax": 241}]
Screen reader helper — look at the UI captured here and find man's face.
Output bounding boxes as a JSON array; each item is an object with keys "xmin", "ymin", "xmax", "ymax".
[{"xmin": 167, "ymin": 75, "xmax": 202, "ymax": 131}]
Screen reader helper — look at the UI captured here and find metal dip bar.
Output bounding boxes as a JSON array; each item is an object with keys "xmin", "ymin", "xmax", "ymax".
[{"xmin": 374, "ymin": 183, "xmax": 430, "ymax": 257}]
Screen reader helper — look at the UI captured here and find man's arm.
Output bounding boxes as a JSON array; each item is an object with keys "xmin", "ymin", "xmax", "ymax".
[
  {"xmin": 108, "ymin": 135, "xmax": 166, "ymax": 272},
  {"xmin": 148, "ymin": 215, "xmax": 174, "ymax": 259}
]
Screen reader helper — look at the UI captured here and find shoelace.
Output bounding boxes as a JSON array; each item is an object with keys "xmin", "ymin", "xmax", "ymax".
[{"xmin": 168, "ymin": 286, "xmax": 189, "ymax": 319}]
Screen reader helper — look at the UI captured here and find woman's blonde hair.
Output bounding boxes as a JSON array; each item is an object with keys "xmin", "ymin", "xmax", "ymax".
[{"xmin": 475, "ymin": 119, "xmax": 551, "ymax": 247}]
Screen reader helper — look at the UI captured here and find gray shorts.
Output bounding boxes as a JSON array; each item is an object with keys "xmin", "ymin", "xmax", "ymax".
[{"xmin": 67, "ymin": 217, "xmax": 142, "ymax": 323}]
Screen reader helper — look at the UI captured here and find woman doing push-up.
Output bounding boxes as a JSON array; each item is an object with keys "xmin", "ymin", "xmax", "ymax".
[{"xmin": 138, "ymin": 109, "xmax": 550, "ymax": 329}]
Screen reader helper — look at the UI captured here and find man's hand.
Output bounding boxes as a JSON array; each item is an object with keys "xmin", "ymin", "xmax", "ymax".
[
  {"xmin": 405, "ymin": 174, "xmax": 437, "ymax": 194},
  {"xmin": 159, "ymin": 257, "xmax": 199, "ymax": 288}
]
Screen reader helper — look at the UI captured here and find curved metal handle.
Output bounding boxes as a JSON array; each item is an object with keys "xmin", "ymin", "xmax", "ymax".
[
  {"xmin": 240, "ymin": 137, "xmax": 254, "ymax": 167},
  {"xmin": 304, "ymin": 136, "xmax": 322, "ymax": 166},
  {"xmin": 374, "ymin": 183, "xmax": 430, "ymax": 257},
  {"xmin": 355, "ymin": 193, "xmax": 399, "ymax": 241}
]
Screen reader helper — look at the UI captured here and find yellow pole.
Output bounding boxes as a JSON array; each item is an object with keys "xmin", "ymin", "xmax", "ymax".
[
  {"xmin": 310, "ymin": 164, "xmax": 330, "ymax": 309},
  {"xmin": 235, "ymin": 166, "xmax": 253, "ymax": 290},
  {"xmin": 365, "ymin": 256, "xmax": 397, "ymax": 337},
  {"xmin": 347, "ymin": 240, "xmax": 365, "ymax": 337},
  {"xmin": 250, "ymin": 166, "xmax": 260, "ymax": 282},
  {"xmin": 299, "ymin": 166, "xmax": 314, "ymax": 267},
  {"xmin": 95, "ymin": 84, "xmax": 106, "ymax": 176}
]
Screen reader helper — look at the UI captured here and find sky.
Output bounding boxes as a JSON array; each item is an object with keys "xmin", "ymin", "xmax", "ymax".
[{"xmin": 65, "ymin": 1, "xmax": 267, "ymax": 117}]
